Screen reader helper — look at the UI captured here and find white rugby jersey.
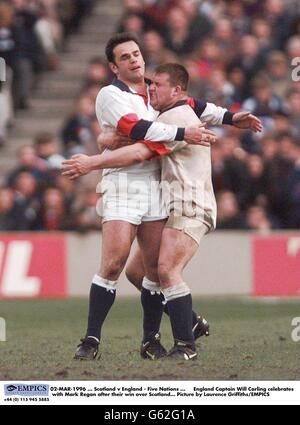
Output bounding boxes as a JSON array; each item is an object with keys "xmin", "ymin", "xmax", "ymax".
[
  {"xmin": 142, "ymin": 99, "xmax": 235, "ymax": 231},
  {"xmin": 96, "ymin": 78, "xmax": 185, "ymax": 176}
]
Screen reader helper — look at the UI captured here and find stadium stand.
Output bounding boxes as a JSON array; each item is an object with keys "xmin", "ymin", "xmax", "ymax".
[{"xmin": 0, "ymin": 0, "xmax": 300, "ymax": 231}]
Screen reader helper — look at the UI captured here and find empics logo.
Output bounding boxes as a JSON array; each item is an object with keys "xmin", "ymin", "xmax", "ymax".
[
  {"xmin": 4, "ymin": 384, "xmax": 49, "ymax": 396},
  {"xmin": 0, "ymin": 317, "xmax": 6, "ymax": 341},
  {"xmin": 6, "ymin": 385, "xmax": 17, "ymax": 392}
]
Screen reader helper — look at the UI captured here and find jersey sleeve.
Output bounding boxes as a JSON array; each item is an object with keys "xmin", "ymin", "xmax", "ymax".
[
  {"xmin": 142, "ymin": 140, "xmax": 187, "ymax": 157},
  {"xmin": 187, "ymin": 97, "xmax": 234, "ymax": 126},
  {"xmin": 96, "ymin": 88, "xmax": 185, "ymax": 142}
]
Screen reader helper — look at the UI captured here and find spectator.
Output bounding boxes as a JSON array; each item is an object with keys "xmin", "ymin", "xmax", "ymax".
[
  {"xmin": 0, "ymin": 1, "xmax": 26, "ymax": 110},
  {"xmin": 13, "ymin": 171, "xmax": 41, "ymax": 229},
  {"xmin": 229, "ymin": 35, "xmax": 264, "ymax": 82},
  {"xmin": 34, "ymin": 187, "xmax": 72, "ymax": 230},
  {"xmin": 118, "ymin": 12, "xmax": 145, "ymax": 43},
  {"xmin": 285, "ymin": 91, "xmax": 300, "ymax": 135},
  {"xmin": 62, "ymin": 95, "xmax": 95, "ymax": 156},
  {"xmin": 196, "ymin": 38, "xmax": 225, "ymax": 80},
  {"xmin": 251, "ymin": 17, "xmax": 274, "ymax": 56},
  {"xmin": 284, "ymin": 145, "xmax": 300, "ymax": 228},
  {"xmin": 226, "ymin": 65, "xmax": 247, "ymax": 104},
  {"xmin": 34, "ymin": 132, "xmax": 65, "ymax": 169},
  {"xmin": 261, "ymin": 51, "xmax": 292, "ymax": 99},
  {"xmin": 143, "ymin": 30, "xmax": 177, "ymax": 75},
  {"xmin": 243, "ymin": 154, "xmax": 267, "ymax": 209},
  {"xmin": 286, "ymin": 35, "xmax": 300, "ymax": 61},
  {"xmin": 143, "ymin": 0, "xmax": 178, "ymax": 31},
  {"xmin": 82, "ymin": 57, "xmax": 110, "ymax": 90},
  {"xmin": 216, "ymin": 191, "xmax": 243, "ymax": 229},
  {"xmin": 182, "ymin": 58, "xmax": 205, "ymax": 98},
  {"xmin": 263, "ymin": 136, "xmax": 295, "ymax": 224},
  {"xmin": 34, "ymin": 2, "xmax": 61, "ymax": 71},
  {"xmin": 225, "ymin": 0, "xmax": 249, "ymax": 36},
  {"xmin": 6, "ymin": 144, "xmax": 52, "ymax": 188},
  {"xmin": 72, "ymin": 187, "xmax": 101, "ymax": 232},
  {"xmin": 164, "ymin": 7, "xmax": 198, "ymax": 56},
  {"xmin": 0, "ymin": 186, "xmax": 28, "ymax": 230},
  {"xmin": 264, "ymin": 0, "xmax": 294, "ymax": 50},
  {"xmin": 241, "ymin": 76, "xmax": 283, "ymax": 135},
  {"xmin": 55, "ymin": 174, "xmax": 76, "ymax": 212},
  {"xmin": 212, "ymin": 17, "xmax": 237, "ymax": 65},
  {"xmin": 245, "ymin": 205, "xmax": 277, "ymax": 231},
  {"xmin": 202, "ymin": 69, "xmax": 235, "ymax": 107},
  {"xmin": 177, "ymin": 0, "xmax": 213, "ymax": 42},
  {"xmin": 261, "ymin": 135, "xmax": 280, "ymax": 162},
  {"xmin": 12, "ymin": 0, "xmax": 47, "ymax": 108}
]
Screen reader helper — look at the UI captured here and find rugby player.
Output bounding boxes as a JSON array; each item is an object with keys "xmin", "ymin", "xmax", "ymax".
[
  {"xmin": 63, "ymin": 63, "xmax": 262, "ymax": 360},
  {"xmin": 64, "ymin": 33, "xmax": 216, "ymax": 361}
]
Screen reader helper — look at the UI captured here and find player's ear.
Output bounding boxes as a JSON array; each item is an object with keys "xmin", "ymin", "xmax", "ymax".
[
  {"xmin": 109, "ymin": 62, "xmax": 118, "ymax": 76},
  {"xmin": 174, "ymin": 85, "xmax": 182, "ymax": 96}
]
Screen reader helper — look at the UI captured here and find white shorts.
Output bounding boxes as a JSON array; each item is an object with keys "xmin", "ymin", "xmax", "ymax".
[{"xmin": 96, "ymin": 171, "xmax": 168, "ymax": 225}]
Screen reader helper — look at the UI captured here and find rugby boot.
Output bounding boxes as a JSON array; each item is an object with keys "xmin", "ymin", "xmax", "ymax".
[
  {"xmin": 166, "ymin": 340, "xmax": 198, "ymax": 361},
  {"xmin": 193, "ymin": 315, "xmax": 210, "ymax": 340},
  {"xmin": 140, "ymin": 332, "xmax": 167, "ymax": 360},
  {"xmin": 74, "ymin": 337, "xmax": 99, "ymax": 360}
]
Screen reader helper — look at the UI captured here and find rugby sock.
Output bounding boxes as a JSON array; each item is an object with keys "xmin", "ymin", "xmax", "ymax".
[
  {"xmin": 141, "ymin": 277, "xmax": 164, "ymax": 342},
  {"xmin": 162, "ymin": 300, "xmax": 198, "ymax": 327},
  {"xmin": 86, "ymin": 275, "xmax": 117, "ymax": 340},
  {"xmin": 163, "ymin": 283, "xmax": 195, "ymax": 349}
]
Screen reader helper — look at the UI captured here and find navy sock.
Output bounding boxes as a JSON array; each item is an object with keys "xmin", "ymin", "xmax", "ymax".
[
  {"xmin": 162, "ymin": 299, "xmax": 198, "ymax": 327},
  {"xmin": 86, "ymin": 283, "xmax": 116, "ymax": 340},
  {"xmin": 141, "ymin": 287, "xmax": 164, "ymax": 342},
  {"xmin": 166, "ymin": 294, "xmax": 195, "ymax": 349}
]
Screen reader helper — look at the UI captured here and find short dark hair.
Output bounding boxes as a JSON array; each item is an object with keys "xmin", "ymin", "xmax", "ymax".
[
  {"xmin": 154, "ymin": 63, "xmax": 189, "ymax": 91},
  {"xmin": 105, "ymin": 32, "xmax": 141, "ymax": 64},
  {"xmin": 34, "ymin": 132, "xmax": 54, "ymax": 146},
  {"xmin": 89, "ymin": 56, "xmax": 106, "ymax": 66}
]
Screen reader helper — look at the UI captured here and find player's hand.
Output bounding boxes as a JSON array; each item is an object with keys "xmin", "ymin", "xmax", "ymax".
[
  {"xmin": 61, "ymin": 154, "xmax": 94, "ymax": 180},
  {"xmin": 184, "ymin": 123, "xmax": 218, "ymax": 146},
  {"xmin": 97, "ymin": 130, "xmax": 132, "ymax": 151},
  {"xmin": 232, "ymin": 111, "xmax": 263, "ymax": 132}
]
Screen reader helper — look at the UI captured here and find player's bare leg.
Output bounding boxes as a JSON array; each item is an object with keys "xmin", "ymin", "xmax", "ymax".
[
  {"xmin": 126, "ymin": 246, "xmax": 209, "ymax": 341},
  {"xmin": 125, "ymin": 246, "xmax": 145, "ymax": 290},
  {"xmin": 137, "ymin": 219, "xmax": 167, "ymax": 359},
  {"xmin": 99, "ymin": 221, "xmax": 137, "ymax": 280},
  {"xmin": 158, "ymin": 225, "xmax": 208, "ymax": 360},
  {"xmin": 158, "ymin": 227, "xmax": 199, "ymax": 286},
  {"xmin": 74, "ymin": 220, "xmax": 136, "ymax": 360}
]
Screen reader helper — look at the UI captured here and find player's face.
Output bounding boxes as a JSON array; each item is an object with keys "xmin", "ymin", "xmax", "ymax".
[
  {"xmin": 149, "ymin": 73, "xmax": 179, "ymax": 111},
  {"xmin": 110, "ymin": 41, "xmax": 145, "ymax": 84}
]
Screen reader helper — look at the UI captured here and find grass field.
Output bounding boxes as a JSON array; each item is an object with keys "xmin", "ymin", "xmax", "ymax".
[{"xmin": 0, "ymin": 297, "xmax": 299, "ymax": 381}]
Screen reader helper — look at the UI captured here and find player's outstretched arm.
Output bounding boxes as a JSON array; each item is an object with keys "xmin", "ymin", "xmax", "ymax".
[
  {"xmin": 232, "ymin": 111, "xmax": 263, "ymax": 132},
  {"xmin": 189, "ymin": 97, "xmax": 263, "ymax": 133},
  {"xmin": 99, "ymin": 125, "xmax": 217, "ymax": 150},
  {"xmin": 61, "ymin": 143, "xmax": 153, "ymax": 180},
  {"xmin": 98, "ymin": 88, "xmax": 217, "ymax": 146}
]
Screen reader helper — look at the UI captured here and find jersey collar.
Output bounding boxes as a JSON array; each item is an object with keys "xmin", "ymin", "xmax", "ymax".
[
  {"xmin": 112, "ymin": 77, "xmax": 152, "ymax": 107},
  {"xmin": 158, "ymin": 98, "xmax": 190, "ymax": 115}
]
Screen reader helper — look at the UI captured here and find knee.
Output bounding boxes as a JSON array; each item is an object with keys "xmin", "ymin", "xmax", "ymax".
[
  {"xmin": 158, "ymin": 261, "xmax": 178, "ymax": 287},
  {"xmin": 101, "ymin": 256, "xmax": 128, "ymax": 280},
  {"xmin": 125, "ymin": 267, "xmax": 143, "ymax": 290}
]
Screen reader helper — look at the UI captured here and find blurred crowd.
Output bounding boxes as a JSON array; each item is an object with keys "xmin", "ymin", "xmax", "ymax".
[
  {"xmin": 0, "ymin": 0, "xmax": 95, "ymax": 144},
  {"xmin": 118, "ymin": 0, "xmax": 300, "ymax": 231},
  {"xmin": 1, "ymin": 0, "xmax": 300, "ymax": 232},
  {"xmin": 0, "ymin": 0, "xmax": 102, "ymax": 232}
]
